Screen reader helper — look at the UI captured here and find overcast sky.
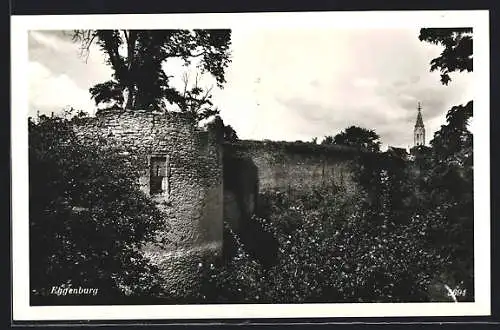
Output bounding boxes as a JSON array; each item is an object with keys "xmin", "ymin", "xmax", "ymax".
[{"xmin": 28, "ymin": 28, "xmax": 474, "ymax": 149}]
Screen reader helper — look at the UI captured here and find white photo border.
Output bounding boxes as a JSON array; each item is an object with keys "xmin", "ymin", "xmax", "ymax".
[{"xmin": 11, "ymin": 10, "xmax": 491, "ymax": 321}]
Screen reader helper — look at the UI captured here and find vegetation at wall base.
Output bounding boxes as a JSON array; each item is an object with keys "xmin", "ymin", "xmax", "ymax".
[
  {"xmin": 29, "ymin": 112, "xmax": 166, "ymax": 304},
  {"xmin": 195, "ymin": 181, "xmax": 473, "ymax": 303}
]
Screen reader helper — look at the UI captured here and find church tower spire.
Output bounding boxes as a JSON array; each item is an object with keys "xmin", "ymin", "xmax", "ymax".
[{"xmin": 414, "ymin": 102, "xmax": 425, "ymax": 146}]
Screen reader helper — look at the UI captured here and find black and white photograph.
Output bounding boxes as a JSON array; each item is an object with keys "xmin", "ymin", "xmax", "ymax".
[{"xmin": 11, "ymin": 10, "xmax": 490, "ymax": 320}]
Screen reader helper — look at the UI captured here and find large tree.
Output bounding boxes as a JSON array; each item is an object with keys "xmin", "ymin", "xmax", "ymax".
[
  {"xmin": 418, "ymin": 28, "xmax": 474, "ymax": 301},
  {"xmin": 71, "ymin": 29, "xmax": 231, "ymax": 115},
  {"xmin": 418, "ymin": 28, "xmax": 472, "ymax": 85},
  {"xmin": 328, "ymin": 125, "xmax": 381, "ymax": 152}
]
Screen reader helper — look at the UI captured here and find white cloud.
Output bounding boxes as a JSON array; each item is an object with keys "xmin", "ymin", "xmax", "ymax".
[
  {"xmin": 29, "ymin": 61, "xmax": 96, "ymax": 117},
  {"xmin": 30, "ymin": 30, "xmax": 72, "ymax": 53},
  {"xmin": 352, "ymin": 77, "xmax": 379, "ymax": 88},
  {"xmin": 29, "ymin": 30, "xmax": 113, "ymax": 101}
]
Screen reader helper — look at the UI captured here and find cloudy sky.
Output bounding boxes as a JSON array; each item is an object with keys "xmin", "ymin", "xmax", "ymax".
[{"xmin": 28, "ymin": 28, "xmax": 474, "ymax": 149}]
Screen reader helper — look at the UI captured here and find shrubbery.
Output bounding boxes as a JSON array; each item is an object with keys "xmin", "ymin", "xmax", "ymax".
[
  {"xmin": 29, "ymin": 114, "xmax": 165, "ymax": 303},
  {"xmin": 197, "ymin": 182, "xmax": 458, "ymax": 303}
]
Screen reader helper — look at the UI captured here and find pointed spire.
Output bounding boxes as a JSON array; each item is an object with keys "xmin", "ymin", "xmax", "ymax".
[{"xmin": 415, "ymin": 102, "xmax": 424, "ymax": 128}]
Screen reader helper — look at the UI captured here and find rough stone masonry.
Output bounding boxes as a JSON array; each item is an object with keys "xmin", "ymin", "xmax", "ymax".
[
  {"xmin": 73, "ymin": 108, "xmax": 361, "ymax": 297},
  {"xmin": 73, "ymin": 108, "xmax": 224, "ymax": 297}
]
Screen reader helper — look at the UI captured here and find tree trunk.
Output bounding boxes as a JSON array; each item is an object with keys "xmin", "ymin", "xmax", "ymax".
[
  {"xmin": 125, "ymin": 85, "xmax": 137, "ymax": 109},
  {"xmin": 124, "ymin": 30, "xmax": 138, "ymax": 110}
]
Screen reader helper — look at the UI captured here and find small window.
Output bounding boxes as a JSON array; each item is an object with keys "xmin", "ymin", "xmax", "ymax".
[{"xmin": 150, "ymin": 156, "xmax": 167, "ymax": 195}]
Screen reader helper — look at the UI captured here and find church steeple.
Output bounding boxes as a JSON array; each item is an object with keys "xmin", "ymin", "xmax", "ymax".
[
  {"xmin": 415, "ymin": 102, "xmax": 424, "ymax": 128},
  {"xmin": 414, "ymin": 102, "xmax": 425, "ymax": 146}
]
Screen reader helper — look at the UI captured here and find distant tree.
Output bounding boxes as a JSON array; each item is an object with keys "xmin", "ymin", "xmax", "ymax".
[
  {"xmin": 311, "ymin": 137, "xmax": 318, "ymax": 144},
  {"xmin": 431, "ymin": 101, "xmax": 473, "ymax": 163},
  {"xmin": 321, "ymin": 136, "xmax": 334, "ymax": 145},
  {"xmin": 70, "ymin": 30, "xmax": 231, "ymax": 112},
  {"xmin": 331, "ymin": 126, "xmax": 381, "ymax": 152},
  {"xmin": 61, "ymin": 106, "xmax": 88, "ymax": 120},
  {"xmin": 418, "ymin": 28, "xmax": 472, "ymax": 85}
]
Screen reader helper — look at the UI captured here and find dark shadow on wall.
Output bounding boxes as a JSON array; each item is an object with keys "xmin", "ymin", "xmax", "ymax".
[{"xmin": 222, "ymin": 144, "xmax": 278, "ymax": 268}]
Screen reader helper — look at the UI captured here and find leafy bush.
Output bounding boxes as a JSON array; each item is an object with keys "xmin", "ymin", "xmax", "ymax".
[
  {"xmin": 194, "ymin": 182, "xmax": 454, "ymax": 303},
  {"xmin": 260, "ymin": 186, "xmax": 448, "ymax": 302},
  {"xmin": 196, "ymin": 223, "xmax": 269, "ymax": 303},
  {"xmin": 417, "ymin": 101, "xmax": 474, "ymax": 300},
  {"xmin": 29, "ymin": 114, "xmax": 165, "ymax": 303}
]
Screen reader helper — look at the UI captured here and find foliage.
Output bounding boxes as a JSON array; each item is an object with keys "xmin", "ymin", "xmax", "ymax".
[
  {"xmin": 177, "ymin": 71, "xmax": 221, "ymax": 122},
  {"xmin": 419, "ymin": 28, "xmax": 473, "ymax": 85},
  {"xmin": 352, "ymin": 152, "xmax": 416, "ymax": 224},
  {"xmin": 195, "ymin": 223, "xmax": 269, "ymax": 303},
  {"xmin": 232, "ymin": 139, "xmax": 359, "ymax": 158},
  {"xmin": 29, "ymin": 113, "xmax": 165, "ymax": 302},
  {"xmin": 418, "ymin": 27, "xmax": 474, "ymax": 297},
  {"xmin": 324, "ymin": 125, "xmax": 381, "ymax": 152},
  {"xmin": 71, "ymin": 29, "xmax": 231, "ymax": 114},
  {"xmin": 89, "ymin": 80, "xmax": 124, "ymax": 108},
  {"xmin": 223, "ymin": 124, "xmax": 239, "ymax": 143},
  {"xmin": 352, "ymin": 102, "xmax": 474, "ymax": 301},
  {"xmin": 419, "ymin": 101, "xmax": 474, "ymax": 299},
  {"xmin": 430, "ymin": 101, "xmax": 473, "ymax": 164},
  {"xmin": 321, "ymin": 135, "xmax": 334, "ymax": 145},
  {"xmin": 196, "ymin": 182, "xmax": 453, "ymax": 303}
]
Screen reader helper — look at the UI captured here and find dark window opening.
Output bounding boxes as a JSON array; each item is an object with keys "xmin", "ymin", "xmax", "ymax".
[{"xmin": 150, "ymin": 156, "xmax": 167, "ymax": 195}]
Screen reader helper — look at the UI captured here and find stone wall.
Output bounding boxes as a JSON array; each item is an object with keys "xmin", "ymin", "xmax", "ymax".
[
  {"xmin": 222, "ymin": 140, "xmax": 361, "ymax": 264},
  {"xmin": 73, "ymin": 109, "xmax": 224, "ymax": 296},
  {"xmin": 224, "ymin": 140, "xmax": 359, "ymax": 195},
  {"xmin": 72, "ymin": 110, "xmax": 365, "ymax": 294}
]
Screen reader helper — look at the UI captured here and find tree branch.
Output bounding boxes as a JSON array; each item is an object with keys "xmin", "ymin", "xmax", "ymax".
[
  {"xmin": 72, "ymin": 30, "xmax": 97, "ymax": 63},
  {"xmin": 167, "ymin": 50, "xmax": 206, "ymax": 58}
]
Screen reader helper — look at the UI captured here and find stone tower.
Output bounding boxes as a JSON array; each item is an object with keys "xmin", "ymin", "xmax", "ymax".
[
  {"xmin": 73, "ymin": 109, "xmax": 224, "ymax": 298},
  {"xmin": 414, "ymin": 102, "xmax": 425, "ymax": 146}
]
